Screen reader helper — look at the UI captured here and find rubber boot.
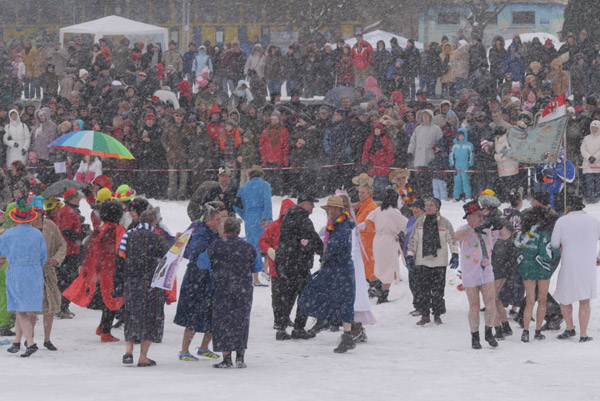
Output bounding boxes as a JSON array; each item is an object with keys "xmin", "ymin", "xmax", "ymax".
[
  {"xmin": 484, "ymin": 326, "xmax": 498, "ymax": 347},
  {"xmin": 235, "ymin": 349, "xmax": 246, "ymax": 368},
  {"xmin": 333, "ymin": 331, "xmax": 356, "ymax": 353},
  {"xmin": 502, "ymin": 321, "xmax": 513, "ymax": 336},
  {"xmin": 471, "ymin": 332, "xmax": 482, "ymax": 350},
  {"xmin": 376, "ymin": 290, "xmax": 389, "ymax": 305},
  {"xmin": 213, "ymin": 353, "xmax": 233, "ymax": 368},
  {"xmin": 494, "ymin": 325, "xmax": 505, "ymax": 341}
]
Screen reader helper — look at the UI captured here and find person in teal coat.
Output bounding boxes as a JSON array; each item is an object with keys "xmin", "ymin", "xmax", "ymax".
[
  {"xmin": 449, "ymin": 128, "xmax": 474, "ymax": 200},
  {"xmin": 233, "ymin": 165, "xmax": 272, "ymax": 285},
  {"xmin": 1, "ymin": 199, "xmax": 47, "ymax": 357}
]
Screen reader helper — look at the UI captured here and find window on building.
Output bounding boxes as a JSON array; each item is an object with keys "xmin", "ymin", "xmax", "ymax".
[
  {"xmin": 220, "ymin": 0, "xmax": 240, "ymax": 23},
  {"xmin": 129, "ymin": 0, "xmax": 149, "ymax": 22},
  {"xmin": 512, "ymin": 11, "xmax": 535, "ymax": 25},
  {"xmin": 0, "ymin": 4, "xmax": 16, "ymax": 25},
  {"xmin": 244, "ymin": 3, "xmax": 264, "ymax": 23},
  {"xmin": 18, "ymin": 0, "xmax": 39, "ymax": 25},
  {"xmin": 197, "ymin": 0, "xmax": 217, "ymax": 23},
  {"xmin": 484, "ymin": 11, "xmax": 498, "ymax": 26},
  {"xmin": 437, "ymin": 11, "xmax": 460, "ymax": 26},
  {"xmin": 151, "ymin": 1, "xmax": 172, "ymax": 24}
]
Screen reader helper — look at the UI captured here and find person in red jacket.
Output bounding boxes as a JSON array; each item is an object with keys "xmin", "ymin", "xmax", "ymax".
[
  {"xmin": 206, "ymin": 105, "xmax": 224, "ymax": 145},
  {"xmin": 259, "ymin": 110, "xmax": 289, "ymax": 195},
  {"xmin": 55, "ymin": 188, "xmax": 87, "ymax": 319},
  {"xmin": 258, "ymin": 198, "xmax": 296, "ymax": 329},
  {"xmin": 361, "ymin": 123, "xmax": 394, "ymax": 196},
  {"xmin": 351, "ymin": 33, "xmax": 374, "ymax": 88},
  {"xmin": 63, "ymin": 201, "xmax": 125, "ymax": 342}
]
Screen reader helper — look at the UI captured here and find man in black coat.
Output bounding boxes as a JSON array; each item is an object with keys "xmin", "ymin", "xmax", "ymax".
[
  {"xmin": 403, "ymin": 39, "xmax": 421, "ymax": 99},
  {"xmin": 202, "ymin": 167, "xmax": 240, "ymax": 217},
  {"xmin": 273, "ymin": 194, "xmax": 323, "ymax": 340}
]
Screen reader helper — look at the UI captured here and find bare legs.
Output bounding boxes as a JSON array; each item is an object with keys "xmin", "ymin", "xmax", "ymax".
[
  {"xmin": 559, "ymin": 299, "xmax": 591, "ymax": 337},
  {"xmin": 465, "ymin": 282, "xmax": 497, "ymax": 332},
  {"xmin": 14, "ymin": 312, "xmax": 35, "ymax": 346},
  {"xmin": 494, "ymin": 278, "xmax": 507, "ymax": 326},
  {"xmin": 523, "ymin": 280, "xmax": 553, "ymax": 332},
  {"xmin": 181, "ymin": 328, "xmax": 212, "ymax": 354}
]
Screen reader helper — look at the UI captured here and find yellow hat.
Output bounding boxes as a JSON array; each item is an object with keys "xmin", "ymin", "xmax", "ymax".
[{"xmin": 96, "ymin": 188, "xmax": 113, "ymax": 204}]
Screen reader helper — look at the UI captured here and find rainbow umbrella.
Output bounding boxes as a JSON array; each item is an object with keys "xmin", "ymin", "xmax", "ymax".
[{"xmin": 48, "ymin": 130, "xmax": 134, "ymax": 160}]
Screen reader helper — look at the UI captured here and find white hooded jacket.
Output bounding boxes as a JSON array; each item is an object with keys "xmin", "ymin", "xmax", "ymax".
[{"xmin": 3, "ymin": 109, "xmax": 30, "ymax": 167}]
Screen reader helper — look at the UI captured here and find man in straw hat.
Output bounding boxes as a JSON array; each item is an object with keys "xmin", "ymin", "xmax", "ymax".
[
  {"xmin": 298, "ymin": 195, "xmax": 356, "ymax": 353},
  {"xmin": 1, "ymin": 199, "xmax": 47, "ymax": 357}
]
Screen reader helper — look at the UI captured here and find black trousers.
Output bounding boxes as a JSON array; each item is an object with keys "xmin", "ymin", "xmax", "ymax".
[
  {"xmin": 408, "ymin": 270, "xmax": 419, "ymax": 309},
  {"xmin": 100, "ymin": 308, "xmax": 117, "ymax": 334},
  {"xmin": 414, "ymin": 167, "xmax": 433, "ymax": 198},
  {"xmin": 415, "ymin": 265, "xmax": 447, "ymax": 316},
  {"xmin": 275, "ymin": 275, "xmax": 308, "ymax": 331},
  {"xmin": 56, "ymin": 254, "xmax": 82, "ymax": 312}
]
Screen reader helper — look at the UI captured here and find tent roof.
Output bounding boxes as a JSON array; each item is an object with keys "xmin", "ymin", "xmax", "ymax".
[
  {"xmin": 344, "ymin": 30, "xmax": 424, "ymax": 51},
  {"xmin": 60, "ymin": 15, "xmax": 167, "ymax": 36}
]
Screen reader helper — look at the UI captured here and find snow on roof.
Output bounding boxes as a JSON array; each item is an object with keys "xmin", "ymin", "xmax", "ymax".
[{"xmin": 344, "ymin": 30, "xmax": 424, "ymax": 51}]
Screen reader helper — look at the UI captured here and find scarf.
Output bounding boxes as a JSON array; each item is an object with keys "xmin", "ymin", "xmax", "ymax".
[
  {"xmin": 219, "ymin": 127, "xmax": 241, "ymax": 150},
  {"xmin": 422, "ymin": 214, "xmax": 441, "ymax": 257}
]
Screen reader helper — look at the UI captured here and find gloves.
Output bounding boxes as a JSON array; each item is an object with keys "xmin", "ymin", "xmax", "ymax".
[
  {"xmin": 405, "ymin": 255, "xmax": 414, "ymax": 272},
  {"xmin": 449, "ymin": 253, "xmax": 459, "ymax": 269},
  {"xmin": 267, "ymin": 247, "xmax": 276, "ymax": 261},
  {"xmin": 300, "ymin": 239, "xmax": 309, "ymax": 247},
  {"xmin": 590, "ymin": 156, "xmax": 596, "ymax": 164}
]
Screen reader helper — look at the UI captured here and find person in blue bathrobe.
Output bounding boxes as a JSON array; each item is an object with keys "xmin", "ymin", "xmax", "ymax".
[
  {"xmin": 198, "ymin": 217, "xmax": 263, "ymax": 369},
  {"xmin": 0, "ymin": 200, "xmax": 47, "ymax": 357},
  {"xmin": 233, "ymin": 165, "xmax": 272, "ymax": 286},
  {"xmin": 174, "ymin": 205, "xmax": 222, "ymax": 361},
  {"xmin": 298, "ymin": 195, "xmax": 356, "ymax": 354}
]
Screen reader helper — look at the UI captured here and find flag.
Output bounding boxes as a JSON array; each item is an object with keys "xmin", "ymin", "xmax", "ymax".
[
  {"xmin": 538, "ymin": 94, "xmax": 566, "ymax": 124},
  {"xmin": 151, "ymin": 228, "xmax": 193, "ymax": 291}
]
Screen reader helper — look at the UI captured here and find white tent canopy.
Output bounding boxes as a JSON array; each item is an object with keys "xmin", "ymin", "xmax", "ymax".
[
  {"xmin": 59, "ymin": 15, "xmax": 168, "ymax": 49},
  {"xmin": 344, "ymin": 30, "xmax": 424, "ymax": 51}
]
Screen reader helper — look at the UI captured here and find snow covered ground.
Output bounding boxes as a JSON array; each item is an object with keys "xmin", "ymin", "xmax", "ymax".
[{"xmin": 3, "ymin": 197, "xmax": 600, "ymax": 401}]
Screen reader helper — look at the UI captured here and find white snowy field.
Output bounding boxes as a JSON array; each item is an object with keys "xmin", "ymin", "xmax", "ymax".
[{"xmin": 2, "ymin": 197, "xmax": 600, "ymax": 401}]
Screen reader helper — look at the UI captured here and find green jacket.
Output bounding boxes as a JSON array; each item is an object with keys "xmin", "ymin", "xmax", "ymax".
[{"xmin": 514, "ymin": 226, "xmax": 560, "ymax": 280}]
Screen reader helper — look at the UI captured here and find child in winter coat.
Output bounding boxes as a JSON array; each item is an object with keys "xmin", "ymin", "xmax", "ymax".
[
  {"xmin": 449, "ymin": 128, "xmax": 474, "ymax": 200},
  {"xmin": 429, "ymin": 138, "xmax": 450, "ymax": 200}
]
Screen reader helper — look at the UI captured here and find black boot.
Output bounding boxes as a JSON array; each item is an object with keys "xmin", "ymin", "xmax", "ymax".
[
  {"xmin": 235, "ymin": 350, "xmax": 246, "ymax": 368},
  {"xmin": 521, "ymin": 329, "xmax": 529, "ymax": 343},
  {"xmin": 534, "ymin": 330, "xmax": 545, "ymax": 340},
  {"xmin": 376, "ymin": 290, "xmax": 389, "ymax": 305},
  {"xmin": 275, "ymin": 330, "xmax": 291, "ymax": 341},
  {"xmin": 333, "ymin": 331, "xmax": 356, "ymax": 354},
  {"xmin": 367, "ymin": 280, "xmax": 381, "ymax": 298},
  {"xmin": 502, "ymin": 321, "xmax": 513, "ymax": 336},
  {"xmin": 494, "ymin": 325, "xmax": 505, "ymax": 341},
  {"xmin": 484, "ymin": 326, "xmax": 498, "ymax": 347},
  {"xmin": 213, "ymin": 353, "xmax": 233, "ymax": 368},
  {"xmin": 308, "ymin": 319, "xmax": 330, "ymax": 336},
  {"xmin": 6, "ymin": 342, "xmax": 20, "ymax": 353},
  {"xmin": 557, "ymin": 328, "xmax": 576, "ymax": 340},
  {"xmin": 291, "ymin": 328, "xmax": 316, "ymax": 339},
  {"xmin": 471, "ymin": 332, "xmax": 482, "ymax": 350}
]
